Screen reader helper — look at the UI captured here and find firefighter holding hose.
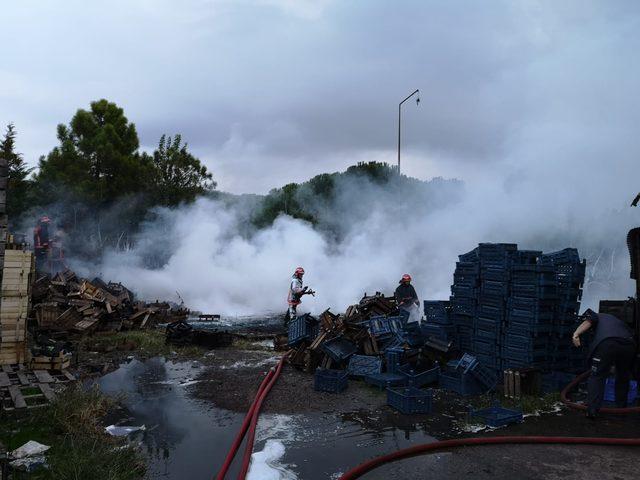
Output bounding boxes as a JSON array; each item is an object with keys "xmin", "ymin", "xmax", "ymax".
[
  {"xmin": 286, "ymin": 267, "xmax": 315, "ymax": 323},
  {"xmin": 573, "ymin": 308, "xmax": 637, "ymax": 418}
]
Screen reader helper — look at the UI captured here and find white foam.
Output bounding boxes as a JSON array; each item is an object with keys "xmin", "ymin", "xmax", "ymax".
[{"xmin": 247, "ymin": 440, "xmax": 297, "ymax": 480}]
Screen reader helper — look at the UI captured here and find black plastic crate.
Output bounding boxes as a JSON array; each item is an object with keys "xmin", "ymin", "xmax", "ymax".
[
  {"xmin": 477, "ymin": 294, "xmax": 505, "ymax": 308},
  {"xmin": 511, "ymin": 283, "xmax": 558, "ymax": 299},
  {"xmin": 314, "ymin": 368, "xmax": 348, "ymax": 393},
  {"xmin": 387, "ymin": 387, "xmax": 433, "ymax": 414},
  {"xmin": 347, "ymin": 355, "xmax": 383, "ymax": 378},
  {"xmin": 451, "ymin": 297, "xmax": 476, "ymax": 316},
  {"xmin": 453, "ymin": 273, "xmax": 479, "ymax": 288},
  {"xmin": 455, "ymin": 261, "xmax": 480, "ymax": 275},
  {"xmin": 481, "ymin": 268, "xmax": 511, "ymax": 282},
  {"xmin": 385, "ymin": 347, "xmax": 405, "ymax": 373},
  {"xmin": 478, "ymin": 303, "xmax": 506, "ymax": 320},
  {"xmin": 368, "ymin": 316, "xmax": 403, "ymax": 337},
  {"xmin": 512, "ymin": 250, "xmax": 542, "ymax": 265}
]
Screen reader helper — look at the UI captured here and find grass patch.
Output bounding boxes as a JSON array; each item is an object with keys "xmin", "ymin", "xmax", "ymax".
[
  {"xmin": 0, "ymin": 385, "xmax": 145, "ymax": 480},
  {"xmin": 81, "ymin": 329, "xmax": 205, "ymax": 358}
]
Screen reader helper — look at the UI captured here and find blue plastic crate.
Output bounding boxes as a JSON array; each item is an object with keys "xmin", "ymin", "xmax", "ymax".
[
  {"xmin": 387, "ymin": 387, "xmax": 433, "ymax": 414},
  {"xmin": 368, "ymin": 316, "xmax": 403, "ymax": 337},
  {"xmin": 473, "ymin": 339, "xmax": 499, "ymax": 356},
  {"xmin": 604, "ymin": 378, "xmax": 638, "ymax": 405},
  {"xmin": 314, "ymin": 368, "xmax": 348, "ymax": 393},
  {"xmin": 455, "ymin": 261, "xmax": 480, "ymax": 275},
  {"xmin": 453, "ymin": 273, "xmax": 478, "ymax": 288},
  {"xmin": 540, "ymin": 248, "xmax": 580, "ymax": 266},
  {"xmin": 511, "ymin": 283, "xmax": 558, "ymax": 299},
  {"xmin": 481, "ymin": 280, "xmax": 510, "ymax": 297},
  {"xmin": 477, "ymin": 294, "xmax": 505, "ymax": 308},
  {"xmin": 512, "ymin": 250, "xmax": 542, "ymax": 265},
  {"xmin": 469, "ymin": 362, "xmax": 498, "ymax": 391},
  {"xmin": 385, "ymin": 347, "xmax": 404, "ymax": 373},
  {"xmin": 439, "ymin": 369, "xmax": 484, "ymax": 396},
  {"xmin": 475, "ymin": 353, "xmax": 500, "ymax": 370},
  {"xmin": 481, "ymin": 267, "xmax": 510, "ymax": 282},
  {"xmin": 347, "ymin": 355, "xmax": 382, "ymax": 378},
  {"xmin": 287, "ymin": 314, "xmax": 319, "ymax": 347},
  {"xmin": 451, "ymin": 285, "xmax": 477, "ymax": 298},
  {"xmin": 459, "ymin": 249, "xmax": 479, "ymax": 263},
  {"xmin": 398, "ymin": 364, "xmax": 441, "ymax": 387},
  {"xmin": 365, "ymin": 372, "xmax": 407, "ymax": 390},
  {"xmin": 450, "ymin": 297, "xmax": 476, "ymax": 317},
  {"xmin": 470, "ymin": 403, "xmax": 523, "ymax": 427},
  {"xmin": 424, "ymin": 300, "xmax": 451, "ymax": 324},
  {"xmin": 420, "ymin": 324, "xmax": 453, "ymax": 342},
  {"xmin": 322, "ymin": 336, "xmax": 358, "ymax": 362}
]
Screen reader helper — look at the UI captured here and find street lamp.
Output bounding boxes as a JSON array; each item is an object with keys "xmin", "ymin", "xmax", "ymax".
[{"xmin": 397, "ymin": 89, "xmax": 420, "ymax": 175}]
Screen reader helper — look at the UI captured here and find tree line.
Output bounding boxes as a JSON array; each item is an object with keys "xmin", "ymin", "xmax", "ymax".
[{"xmin": 1, "ymin": 99, "xmax": 215, "ymax": 253}]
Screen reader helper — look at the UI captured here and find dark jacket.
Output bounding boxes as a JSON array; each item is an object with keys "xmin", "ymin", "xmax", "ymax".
[
  {"xmin": 395, "ymin": 283, "xmax": 418, "ymax": 309},
  {"xmin": 588, "ymin": 312, "xmax": 635, "ymax": 358}
]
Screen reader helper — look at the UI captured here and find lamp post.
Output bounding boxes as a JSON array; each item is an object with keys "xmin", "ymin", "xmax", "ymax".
[{"xmin": 397, "ymin": 89, "xmax": 420, "ymax": 175}]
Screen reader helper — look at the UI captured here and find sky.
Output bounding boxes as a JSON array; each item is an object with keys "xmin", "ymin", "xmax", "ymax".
[{"xmin": 2, "ymin": 0, "xmax": 639, "ymax": 196}]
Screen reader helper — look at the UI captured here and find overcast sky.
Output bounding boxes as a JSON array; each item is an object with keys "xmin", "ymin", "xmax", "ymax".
[{"xmin": 1, "ymin": 1, "xmax": 639, "ymax": 195}]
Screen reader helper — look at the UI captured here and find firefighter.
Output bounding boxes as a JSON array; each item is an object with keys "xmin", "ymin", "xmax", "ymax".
[
  {"xmin": 286, "ymin": 267, "xmax": 314, "ymax": 322},
  {"xmin": 572, "ymin": 308, "xmax": 637, "ymax": 418},
  {"xmin": 394, "ymin": 273, "xmax": 419, "ymax": 323},
  {"xmin": 33, "ymin": 216, "xmax": 51, "ymax": 272}
]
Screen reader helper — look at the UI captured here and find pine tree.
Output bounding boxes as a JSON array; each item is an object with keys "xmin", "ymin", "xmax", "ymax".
[{"xmin": 0, "ymin": 123, "xmax": 33, "ymax": 221}]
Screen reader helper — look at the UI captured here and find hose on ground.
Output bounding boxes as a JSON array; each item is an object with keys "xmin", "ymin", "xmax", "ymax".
[
  {"xmin": 560, "ymin": 370, "xmax": 640, "ymax": 414},
  {"xmin": 337, "ymin": 436, "xmax": 640, "ymax": 480},
  {"xmin": 215, "ymin": 368, "xmax": 275, "ymax": 480},
  {"xmin": 215, "ymin": 354, "xmax": 287, "ymax": 480}
]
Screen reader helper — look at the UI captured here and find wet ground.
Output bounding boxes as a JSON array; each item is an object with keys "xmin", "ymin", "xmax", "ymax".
[{"xmin": 97, "ymin": 343, "xmax": 640, "ymax": 480}]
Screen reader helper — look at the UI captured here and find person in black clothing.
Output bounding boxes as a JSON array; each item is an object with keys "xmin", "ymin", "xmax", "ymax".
[
  {"xmin": 572, "ymin": 308, "xmax": 637, "ymax": 418},
  {"xmin": 394, "ymin": 273, "xmax": 419, "ymax": 323}
]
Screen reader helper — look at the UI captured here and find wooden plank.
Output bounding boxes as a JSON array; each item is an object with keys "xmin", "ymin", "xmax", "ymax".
[
  {"xmin": 33, "ymin": 370, "xmax": 54, "ymax": 383},
  {"xmin": 8, "ymin": 385, "xmax": 26, "ymax": 408},
  {"xmin": 61, "ymin": 370, "xmax": 75, "ymax": 381},
  {"xmin": 0, "ymin": 371, "xmax": 10, "ymax": 387},
  {"xmin": 16, "ymin": 371, "xmax": 29, "ymax": 385},
  {"xmin": 39, "ymin": 383, "xmax": 56, "ymax": 402}
]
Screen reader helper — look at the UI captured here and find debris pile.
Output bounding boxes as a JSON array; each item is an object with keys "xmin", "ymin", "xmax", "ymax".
[{"xmin": 32, "ymin": 269, "xmax": 187, "ymax": 335}]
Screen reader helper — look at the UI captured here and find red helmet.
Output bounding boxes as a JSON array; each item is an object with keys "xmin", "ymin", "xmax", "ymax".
[
  {"xmin": 294, "ymin": 267, "xmax": 305, "ymax": 276},
  {"xmin": 401, "ymin": 273, "xmax": 412, "ymax": 283},
  {"xmin": 40, "ymin": 216, "xmax": 51, "ymax": 223}
]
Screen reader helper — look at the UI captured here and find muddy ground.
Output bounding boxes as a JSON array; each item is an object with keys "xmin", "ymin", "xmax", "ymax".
[{"xmin": 191, "ymin": 344, "xmax": 640, "ymax": 479}]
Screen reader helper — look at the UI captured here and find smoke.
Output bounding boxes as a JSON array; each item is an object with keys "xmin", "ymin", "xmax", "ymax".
[{"xmin": 69, "ymin": 166, "xmax": 639, "ymax": 316}]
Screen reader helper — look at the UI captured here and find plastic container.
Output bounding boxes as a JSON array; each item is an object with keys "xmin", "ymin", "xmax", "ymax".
[
  {"xmin": 470, "ymin": 403, "xmax": 523, "ymax": 427},
  {"xmin": 287, "ymin": 314, "xmax": 318, "ymax": 347},
  {"xmin": 438, "ymin": 369, "xmax": 484, "ymax": 396},
  {"xmin": 368, "ymin": 316, "xmax": 403, "ymax": 337},
  {"xmin": 322, "ymin": 336, "xmax": 357, "ymax": 362},
  {"xmin": 604, "ymin": 378, "xmax": 638, "ymax": 405},
  {"xmin": 314, "ymin": 368, "xmax": 348, "ymax": 393},
  {"xmin": 385, "ymin": 347, "xmax": 404, "ymax": 373},
  {"xmin": 364, "ymin": 372, "xmax": 407, "ymax": 390},
  {"xmin": 387, "ymin": 387, "xmax": 433, "ymax": 414},
  {"xmin": 423, "ymin": 300, "xmax": 451, "ymax": 324},
  {"xmin": 398, "ymin": 364, "xmax": 440, "ymax": 387},
  {"xmin": 347, "ymin": 355, "xmax": 382, "ymax": 378}
]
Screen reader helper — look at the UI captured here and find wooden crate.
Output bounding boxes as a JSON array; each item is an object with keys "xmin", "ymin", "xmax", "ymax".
[
  {"xmin": 31, "ymin": 353, "xmax": 71, "ymax": 371},
  {"xmin": 0, "ymin": 342, "xmax": 27, "ymax": 365}
]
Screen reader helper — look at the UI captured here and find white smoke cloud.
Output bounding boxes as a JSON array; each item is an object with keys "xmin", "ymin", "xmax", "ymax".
[{"xmin": 71, "ymin": 167, "xmax": 638, "ymax": 317}]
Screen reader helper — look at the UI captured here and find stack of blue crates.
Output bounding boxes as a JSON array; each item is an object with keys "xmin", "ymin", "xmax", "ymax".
[{"xmin": 445, "ymin": 244, "xmax": 586, "ymax": 377}]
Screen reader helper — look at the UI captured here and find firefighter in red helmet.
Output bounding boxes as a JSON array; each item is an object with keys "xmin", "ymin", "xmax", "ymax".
[
  {"xmin": 395, "ymin": 273, "xmax": 419, "ymax": 323},
  {"xmin": 286, "ymin": 267, "xmax": 315, "ymax": 323}
]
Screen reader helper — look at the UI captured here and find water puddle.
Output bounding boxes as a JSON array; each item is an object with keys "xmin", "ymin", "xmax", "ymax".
[{"xmin": 99, "ymin": 358, "xmax": 437, "ymax": 479}]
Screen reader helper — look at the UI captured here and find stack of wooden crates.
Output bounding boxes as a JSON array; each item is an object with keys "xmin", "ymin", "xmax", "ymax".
[{"xmin": 0, "ymin": 248, "xmax": 34, "ymax": 365}]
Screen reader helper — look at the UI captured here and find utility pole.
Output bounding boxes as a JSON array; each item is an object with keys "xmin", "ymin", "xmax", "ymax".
[{"xmin": 397, "ymin": 89, "xmax": 420, "ymax": 175}]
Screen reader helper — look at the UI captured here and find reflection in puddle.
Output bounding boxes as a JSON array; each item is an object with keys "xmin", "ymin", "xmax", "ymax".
[{"xmin": 98, "ymin": 358, "xmax": 438, "ymax": 479}]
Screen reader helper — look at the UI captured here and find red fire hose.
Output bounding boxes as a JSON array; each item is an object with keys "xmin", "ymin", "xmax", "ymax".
[
  {"xmin": 220, "ymin": 364, "xmax": 640, "ymax": 479},
  {"xmin": 216, "ymin": 355, "xmax": 287, "ymax": 480},
  {"xmin": 337, "ymin": 436, "xmax": 640, "ymax": 480},
  {"xmin": 560, "ymin": 370, "xmax": 640, "ymax": 414},
  {"xmin": 215, "ymin": 368, "xmax": 275, "ymax": 480}
]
